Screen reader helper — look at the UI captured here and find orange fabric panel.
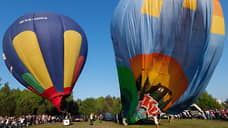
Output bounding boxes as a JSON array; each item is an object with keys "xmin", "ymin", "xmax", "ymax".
[
  {"xmin": 130, "ymin": 53, "xmax": 188, "ymax": 110},
  {"xmin": 212, "ymin": 0, "xmax": 224, "ymax": 17}
]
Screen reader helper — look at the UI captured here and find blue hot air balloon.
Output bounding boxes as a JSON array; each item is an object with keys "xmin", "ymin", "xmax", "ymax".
[
  {"xmin": 111, "ymin": 0, "xmax": 225, "ymax": 124},
  {"xmin": 3, "ymin": 11, "xmax": 88, "ymax": 111}
]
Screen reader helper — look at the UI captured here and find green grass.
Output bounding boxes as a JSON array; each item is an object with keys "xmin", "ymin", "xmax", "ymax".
[{"xmin": 29, "ymin": 119, "xmax": 228, "ymax": 128}]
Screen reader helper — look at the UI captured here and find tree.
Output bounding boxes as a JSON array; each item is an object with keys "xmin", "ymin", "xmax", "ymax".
[
  {"xmin": 102, "ymin": 95, "xmax": 114, "ymax": 113},
  {"xmin": 105, "ymin": 95, "xmax": 114, "ymax": 107},
  {"xmin": 45, "ymin": 99, "xmax": 57, "ymax": 115},
  {"xmin": 195, "ymin": 91, "xmax": 223, "ymax": 110},
  {"xmin": 16, "ymin": 98, "xmax": 34, "ymax": 115},
  {"xmin": 111, "ymin": 97, "xmax": 122, "ymax": 115},
  {"xmin": 96, "ymin": 97, "xmax": 105, "ymax": 114},
  {"xmin": 0, "ymin": 83, "xmax": 16, "ymax": 116},
  {"xmin": 0, "ymin": 78, "xmax": 2, "ymax": 87},
  {"xmin": 61, "ymin": 95, "xmax": 79, "ymax": 115},
  {"xmin": 37, "ymin": 104, "xmax": 47, "ymax": 115},
  {"xmin": 0, "ymin": 80, "xmax": 124, "ymax": 117},
  {"xmin": 224, "ymin": 98, "xmax": 228, "ymax": 109},
  {"xmin": 79, "ymin": 98, "xmax": 96, "ymax": 116}
]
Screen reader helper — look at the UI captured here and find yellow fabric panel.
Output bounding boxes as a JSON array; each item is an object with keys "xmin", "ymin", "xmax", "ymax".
[
  {"xmin": 211, "ymin": 16, "xmax": 225, "ymax": 35},
  {"xmin": 13, "ymin": 31, "xmax": 53, "ymax": 89},
  {"xmin": 130, "ymin": 53, "xmax": 188, "ymax": 111},
  {"xmin": 183, "ymin": 0, "xmax": 197, "ymax": 11},
  {"xmin": 141, "ymin": 0, "xmax": 164, "ymax": 18},
  {"xmin": 64, "ymin": 30, "xmax": 82, "ymax": 88},
  {"xmin": 149, "ymin": 56, "xmax": 170, "ymax": 90}
]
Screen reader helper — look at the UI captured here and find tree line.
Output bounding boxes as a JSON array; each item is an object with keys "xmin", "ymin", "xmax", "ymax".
[
  {"xmin": 0, "ymin": 82, "xmax": 121, "ymax": 117},
  {"xmin": 195, "ymin": 91, "xmax": 227, "ymax": 110},
  {"xmin": 0, "ymin": 80, "xmax": 226, "ymax": 117}
]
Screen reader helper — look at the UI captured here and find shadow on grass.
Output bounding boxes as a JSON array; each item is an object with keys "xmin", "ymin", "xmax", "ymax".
[{"xmin": 134, "ymin": 119, "xmax": 155, "ymax": 125}]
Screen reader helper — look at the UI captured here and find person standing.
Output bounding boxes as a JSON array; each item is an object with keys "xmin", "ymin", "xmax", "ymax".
[
  {"xmin": 89, "ymin": 113, "xmax": 94, "ymax": 125},
  {"xmin": 19, "ymin": 116, "xmax": 25, "ymax": 128},
  {"xmin": 168, "ymin": 114, "xmax": 174, "ymax": 123},
  {"xmin": 152, "ymin": 115, "xmax": 159, "ymax": 128},
  {"xmin": 99, "ymin": 114, "xmax": 103, "ymax": 123}
]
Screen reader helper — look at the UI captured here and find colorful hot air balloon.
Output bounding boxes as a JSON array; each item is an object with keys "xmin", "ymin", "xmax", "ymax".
[
  {"xmin": 111, "ymin": 0, "xmax": 225, "ymax": 124},
  {"xmin": 3, "ymin": 11, "xmax": 88, "ymax": 112}
]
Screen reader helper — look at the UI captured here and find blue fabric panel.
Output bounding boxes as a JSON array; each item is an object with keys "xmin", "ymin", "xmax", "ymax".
[
  {"xmin": 169, "ymin": 33, "xmax": 225, "ymax": 113},
  {"xmin": 111, "ymin": 0, "xmax": 225, "ymax": 115},
  {"xmin": 3, "ymin": 28, "xmax": 30, "ymax": 87},
  {"xmin": 32, "ymin": 12, "xmax": 64, "ymax": 92}
]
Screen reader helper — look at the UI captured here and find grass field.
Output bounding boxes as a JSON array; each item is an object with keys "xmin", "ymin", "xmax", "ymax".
[{"xmin": 30, "ymin": 119, "xmax": 228, "ymax": 128}]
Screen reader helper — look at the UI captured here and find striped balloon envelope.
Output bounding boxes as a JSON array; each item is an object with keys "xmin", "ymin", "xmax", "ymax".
[
  {"xmin": 3, "ymin": 11, "xmax": 88, "ymax": 112},
  {"xmin": 111, "ymin": 0, "xmax": 225, "ymax": 124}
]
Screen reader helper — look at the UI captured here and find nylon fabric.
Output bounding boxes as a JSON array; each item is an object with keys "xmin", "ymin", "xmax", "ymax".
[{"xmin": 111, "ymin": 0, "xmax": 225, "ymax": 123}]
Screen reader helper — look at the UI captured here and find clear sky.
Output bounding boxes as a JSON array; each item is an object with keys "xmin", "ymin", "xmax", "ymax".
[{"xmin": 0, "ymin": 0, "xmax": 227, "ymax": 102}]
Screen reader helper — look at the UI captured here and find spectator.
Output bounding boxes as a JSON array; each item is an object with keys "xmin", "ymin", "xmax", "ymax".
[
  {"xmin": 99, "ymin": 114, "xmax": 103, "ymax": 123},
  {"xmin": 89, "ymin": 113, "xmax": 94, "ymax": 125},
  {"xmin": 19, "ymin": 116, "xmax": 25, "ymax": 128}
]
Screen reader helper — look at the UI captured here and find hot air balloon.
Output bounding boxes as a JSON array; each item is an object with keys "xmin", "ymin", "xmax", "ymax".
[
  {"xmin": 3, "ymin": 11, "xmax": 88, "ymax": 112},
  {"xmin": 111, "ymin": 0, "xmax": 225, "ymax": 124}
]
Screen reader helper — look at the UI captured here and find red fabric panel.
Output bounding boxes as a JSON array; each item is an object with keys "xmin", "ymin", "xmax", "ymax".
[
  {"xmin": 51, "ymin": 96, "xmax": 63, "ymax": 112},
  {"xmin": 70, "ymin": 56, "xmax": 85, "ymax": 90},
  {"xmin": 42, "ymin": 87, "xmax": 57, "ymax": 100},
  {"xmin": 42, "ymin": 87, "xmax": 72, "ymax": 112},
  {"xmin": 27, "ymin": 86, "xmax": 41, "ymax": 96},
  {"xmin": 64, "ymin": 87, "xmax": 71, "ymax": 95},
  {"xmin": 42, "ymin": 87, "xmax": 72, "ymax": 100}
]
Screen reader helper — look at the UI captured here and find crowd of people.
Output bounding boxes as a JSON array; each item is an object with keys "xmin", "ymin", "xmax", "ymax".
[
  {"xmin": 0, "ymin": 109, "xmax": 227, "ymax": 128},
  {"xmin": 172, "ymin": 109, "xmax": 228, "ymax": 121},
  {"xmin": 0, "ymin": 114, "xmax": 67, "ymax": 128},
  {"xmin": 204, "ymin": 109, "xmax": 228, "ymax": 120}
]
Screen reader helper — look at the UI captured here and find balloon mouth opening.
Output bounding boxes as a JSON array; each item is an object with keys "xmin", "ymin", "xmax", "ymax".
[
  {"xmin": 51, "ymin": 96, "xmax": 63, "ymax": 112},
  {"xmin": 51, "ymin": 95, "xmax": 70, "ymax": 112}
]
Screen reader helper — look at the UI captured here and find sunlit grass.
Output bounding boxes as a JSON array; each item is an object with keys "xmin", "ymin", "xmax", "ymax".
[{"xmin": 29, "ymin": 119, "xmax": 228, "ymax": 128}]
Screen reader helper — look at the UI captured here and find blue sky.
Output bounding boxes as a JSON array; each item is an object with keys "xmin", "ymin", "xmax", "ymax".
[{"xmin": 0, "ymin": 0, "xmax": 227, "ymax": 102}]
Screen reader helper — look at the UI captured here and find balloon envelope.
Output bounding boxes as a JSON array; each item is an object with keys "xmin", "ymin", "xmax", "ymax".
[
  {"xmin": 111, "ymin": 0, "xmax": 225, "ymax": 123},
  {"xmin": 3, "ymin": 11, "xmax": 88, "ymax": 111}
]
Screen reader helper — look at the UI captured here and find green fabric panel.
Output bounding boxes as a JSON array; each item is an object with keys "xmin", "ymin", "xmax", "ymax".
[
  {"xmin": 22, "ymin": 73, "xmax": 45, "ymax": 93},
  {"xmin": 117, "ymin": 66, "xmax": 139, "ymax": 123}
]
